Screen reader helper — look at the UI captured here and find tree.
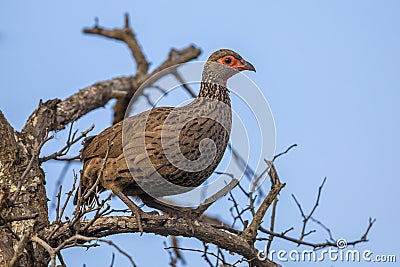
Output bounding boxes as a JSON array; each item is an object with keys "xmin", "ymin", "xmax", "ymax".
[{"xmin": 0, "ymin": 14, "xmax": 374, "ymax": 267}]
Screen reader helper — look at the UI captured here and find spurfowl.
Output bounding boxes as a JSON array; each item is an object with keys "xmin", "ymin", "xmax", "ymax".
[{"xmin": 76, "ymin": 49, "xmax": 255, "ymax": 232}]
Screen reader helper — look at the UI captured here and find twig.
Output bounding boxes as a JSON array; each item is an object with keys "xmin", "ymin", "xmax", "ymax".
[
  {"xmin": 360, "ymin": 217, "xmax": 376, "ymax": 241},
  {"xmin": 217, "ymin": 247, "xmax": 226, "ymax": 267},
  {"xmin": 292, "ymin": 177, "xmax": 326, "ymax": 240},
  {"xmin": 40, "ymin": 125, "xmax": 94, "ymax": 162},
  {"xmin": 52, "ymin": 155, "xmax": 80, "ymax": 162},
  {"xmin": 57, "ymin": 251, "xmax": 66, "ymax": 267},
  {"xmin": 33, "ymin": 234, "xmax": 137, "ymax": 267},
  {"xmin": 242, "ymin": 162, "xmax": 285, "ymax": 243},
  {"xmin": 171, "ymin": 236, "xmax": 186, "ymax": 265},
  {"xmin": 228, "ymin": 191, "xmax": 246, "ymax": 228},
  {"xmin": 195, "ymin": 172, "xmax": 239, "ymax": 216},
  {"xmin": 164, "ymin": 241, "xmax": 178, "ymax": 267},
  {"xmin": 102, "ymin": 208, "xmax": 130, "ymax": 216},
  {"xmin": 81, "ymin": 194, "xmax": 112, "ymax": 232},
  {"xmin": 259, "ymin": 217, "xmax": 376, "ymax": 249},
  {"xmin": 164, "ymin": 246, "xmax": 225, "ymax": 265},
  {"xmin": 48, "ymin": 173, "xmax": 79, "ymax": 240},
  {"xmin": 109, "ymin": 253, "xmax": 115, "ymax": 267},
  {"xmin": 202, "ymin": 242, "xmax": 215, "ymax": 267},
  {"xmin": 31, "ymin": 236, "xmax": 57, "ymax": 267},
  {"xmin": 55, "ymin": 185, "xmax": 62, "ymax": 222},
  {"xmin": 309, "ymin": 216, "xmax": 335, "ymax": 242},
  {"xmin": 228, "ymin": 143, "xmax": 259, "ymax": 191},
  {"xmin": 84, "ymin": 14, "xmax": 148, "ymax": 75},
  {"xmin": 266, "ymin": 198, "xmax": 278, "ymax": 254},
  {"xmin": 273, "ymin": 144, "xmax": 297, "ymax": 162},
  {"xmin": 250, "ymin": 162, "xmax": 269, "ymax": 193},
  {"xmin": 56, "ymin": 174, "xmax": 78, "ymax": 224},
  {"xmin": 63, "ymin": 235, "xmax": 137, "ymax": 267},
  {"xmin": 149, "ymin": 46, "xmax": 202, "ymax": 78},
  {"xmin": 171, "ymin": 69, "xmax": 197, "ymax": 98},
  {"xmin": 210, "ymin": 224, "xmax": 242, "ymax": 236},
  {"xmin": 282, "ymin": 227, "xmax": 294, "ymax": 236}
]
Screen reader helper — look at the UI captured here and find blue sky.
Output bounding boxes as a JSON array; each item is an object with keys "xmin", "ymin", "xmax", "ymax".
[{"xmin": 1, "ymin": 1, "xmax": 399, "ymax": 266}]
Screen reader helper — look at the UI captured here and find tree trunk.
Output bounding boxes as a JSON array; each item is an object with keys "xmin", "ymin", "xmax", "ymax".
[{"xmin": 0, "ymin": 111, "xmax": 50, "ymax": 266}]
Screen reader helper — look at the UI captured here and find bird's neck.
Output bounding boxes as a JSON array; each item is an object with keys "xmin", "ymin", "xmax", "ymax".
[
  {"xmin": 198, "ymin": 82, "xmax": 230, "ymax": 105},
  {"xmin": 198, "ymin": 72, "xmax": 231, "ymax": 106}
]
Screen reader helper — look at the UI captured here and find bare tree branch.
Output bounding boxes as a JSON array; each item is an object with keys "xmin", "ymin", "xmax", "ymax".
[
  {"xmin": 22, "ymin": 77, "xmax": 136, "ymax": 146},
  {"xmin": 83, "ymin": 14, "xmax": 201, "ymax": 125},
  {"xmin": 259, "ymin": 217, "xmax": 375, "ymax": 249},
  {"xmin": 45, "ymin": 216, "xmax": 279, "ymax": 267},
  {"xmin": 84, "ymin": 13, "xmax": 149, "ymax": 75},
  {"xmin": 292, "ymin": 177, "xmax": 327, "ymax": 241},
  {"xmin": 39, "ymin": 124, "xmax": 94, "ymax": 163},
  {"xmin": 266, "ymin": 198, "xmax": 278, "ymax": 255},
  {"xmin": 273, "ymin": 144, "xmax": 297, "ymax": 161},
  {"xmin": 243, "ymin": 162, "xmax": 285, "ymax": 243}
]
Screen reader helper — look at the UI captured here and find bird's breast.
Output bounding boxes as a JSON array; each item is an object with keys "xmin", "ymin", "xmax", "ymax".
[{"xmin": 122, "ymin": 98, "xmax": 232, "ymax": 196}]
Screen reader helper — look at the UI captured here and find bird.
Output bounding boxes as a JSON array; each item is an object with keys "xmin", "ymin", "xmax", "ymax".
[{"xmin": 75, "ymin": 49, "xmax": 255, "ymax": 232}]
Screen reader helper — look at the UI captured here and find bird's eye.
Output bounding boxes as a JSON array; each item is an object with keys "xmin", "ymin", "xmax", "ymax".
[{"xmin": 224, "ymin": 57, "xmax": 232, "ymax": 64}]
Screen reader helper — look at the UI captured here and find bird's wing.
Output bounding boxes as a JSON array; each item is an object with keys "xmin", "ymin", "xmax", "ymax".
[{"xmin": 81, "ymin": 107, "xmax": 174, "ymax": 161}]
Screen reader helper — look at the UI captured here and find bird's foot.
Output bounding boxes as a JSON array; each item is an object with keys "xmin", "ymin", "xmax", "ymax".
[
  {"xmin": 140, "ymin": 195, "xmax": 201, "ymax": 234},
  {"xmin": 113, "ymin": 190, "xmax": 166, "ymax": 235},
  {"xmin": 145, "ymin": 210, "xmax": 160, "ymax": 216},
  {"xmin": 129, "ymin": 209, "xmax": 169, "ymax": 233},
  {"xmin": 138, "ymin": 209, "xmax": 169, "ymax": 220},
  {"xmin": 161, "ymin": 208, "xmax": 199, "ymax": 235}
]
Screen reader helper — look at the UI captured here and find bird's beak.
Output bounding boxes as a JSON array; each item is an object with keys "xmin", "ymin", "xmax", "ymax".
[{"xmin": 238, "ymin": 60, "xmax": 256, "ymax": 72}]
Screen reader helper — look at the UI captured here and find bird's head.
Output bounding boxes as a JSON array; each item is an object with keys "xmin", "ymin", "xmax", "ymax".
[{"xmin": 203, "ymin": 49, "xmax": 256, "ymax": 84}]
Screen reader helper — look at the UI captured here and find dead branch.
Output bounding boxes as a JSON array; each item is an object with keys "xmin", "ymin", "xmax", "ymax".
[
  {"xmin": 83, "ymin": 14, "xmax": 201, "ymax": 124},
  {"xmin": 228, "ymin": 190, "xmax": 246, "ymax": 228},
  {"xmin": 164, "ymin": 244, "xmax": 226, "ymax": 267},
  {"xmin": 309, "ymin": 216, "xmax": 335, "ymax": 242},
  {"xmin": 43, "ymin": 215, "xmax": 279, "ymax": 267},
  {"xmin": 195, "ymin": 173, "xmax": 239, "ymax": 216},
  {"xmin": 266, "ymin": 198, "xmax": 278, "ymax": 255},
  {"xmin": 292, "ymin": 177, "xmax": 326, "ymax": 240},
  {"xmin": 272, "ymin": 144, "xmax": 297, "ymax": 161},
  {"xmin": 39, "ymin": 124, "xmax": 94, "ymax": 163},
  {"xmin": 22, "ymin": 77, "xmax": 136, "ymax": 146},
  {"xmin": 84, "ymin": 13, "xmax": 149, "ymax": 76},
  {"xmin": 259, "ymin": 217, "xmax": 375, "ymax": 249},
  {"xmin": 243, "ymin": 162, "xmax": 285, "ymax": 243}
]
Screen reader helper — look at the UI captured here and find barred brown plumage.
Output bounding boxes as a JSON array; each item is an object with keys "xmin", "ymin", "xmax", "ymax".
[{"xmin": 75, "ymin": 49, "xmax": 255, "ymax": 233}]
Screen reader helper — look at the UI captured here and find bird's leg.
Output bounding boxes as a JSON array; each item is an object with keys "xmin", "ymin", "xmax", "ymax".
[
  {"xmin": 140, "ymin": 195, "xmax": 199, "ymax": 234},
  {"xmin": 112, "ymin": 190, "xmax": 146, "ymax": 234},
  {"xmin": 140, "ymin": 195, "xmax": 188, "ymax": 217}
]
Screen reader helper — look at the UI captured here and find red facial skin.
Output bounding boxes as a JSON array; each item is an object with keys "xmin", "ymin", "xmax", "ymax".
[
  {"xmin": 217, "ymin": 56, "xmax": 253, "ymax": 71},
  {"xmin": 216, "ymin": 55, "xmax": 255, "ymax": 83}
]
